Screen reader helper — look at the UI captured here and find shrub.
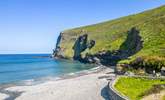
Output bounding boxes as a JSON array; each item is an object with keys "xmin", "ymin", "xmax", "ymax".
[{"xmin": 130, "ymin": 56, "xmax": 165, "ymax": 73}]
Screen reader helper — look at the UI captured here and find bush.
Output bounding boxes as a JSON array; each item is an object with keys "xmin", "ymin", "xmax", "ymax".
[{"xmin": 130, "ymin": 56, "xmax": 165, "ymax": 73}]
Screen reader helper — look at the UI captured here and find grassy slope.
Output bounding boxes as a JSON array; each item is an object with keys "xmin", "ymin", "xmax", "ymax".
[
  {"xmin": 114, "ymin": 77, "xmax": 165, "ymax": 100},
  {"xmin": 60, "ymin": 5, "xmax": 165, "ymax": 61}
]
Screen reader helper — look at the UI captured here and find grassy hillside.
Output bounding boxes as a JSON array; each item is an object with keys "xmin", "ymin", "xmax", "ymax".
[{"xmin": 59, "ymin": 5, "xmax": 165, "ymax": 63}]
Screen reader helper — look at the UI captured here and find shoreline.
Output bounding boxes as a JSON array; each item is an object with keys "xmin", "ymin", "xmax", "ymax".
[
  {"xmin": 0, "ymin": 65, "xmax": 104, "ymax": 86},
  {"xmin": 0, "ymin": 65, "xmax": 115, "ymax": 100}
]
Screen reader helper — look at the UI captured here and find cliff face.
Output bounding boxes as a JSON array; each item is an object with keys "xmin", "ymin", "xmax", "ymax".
[
  {"xmin": 53, "ymin": 32, "xmax": 65, "ymax": 58},
  {"xmin": 53, "ymin": 5, "xmax": 165, "ymax": 65}
]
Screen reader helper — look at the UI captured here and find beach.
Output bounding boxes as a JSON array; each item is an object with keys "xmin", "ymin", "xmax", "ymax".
[{"xmin": 0, "ymin": 67, "xmax": 115, "ymax": 100}]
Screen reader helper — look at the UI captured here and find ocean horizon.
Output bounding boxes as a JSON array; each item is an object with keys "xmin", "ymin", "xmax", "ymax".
[{"xmin": 0, "ymin": 54, "xmax": 95, "ymax": 84}]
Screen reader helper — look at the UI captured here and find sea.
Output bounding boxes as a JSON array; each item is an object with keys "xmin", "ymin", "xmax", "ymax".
[{"xmin": 0, "ymin": 54, "xmax": 95, "ymax": 85}]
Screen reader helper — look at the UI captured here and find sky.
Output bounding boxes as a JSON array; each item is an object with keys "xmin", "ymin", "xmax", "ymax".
[{"xmin": 0, "ymin": 0, "xmax": 165, "ymax": 54}]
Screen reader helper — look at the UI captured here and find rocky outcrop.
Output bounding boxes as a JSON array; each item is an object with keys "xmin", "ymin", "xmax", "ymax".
[
  {"xmin": 56, "ymin": 32, "xmax": 63, "ymax": 49},
  {"xmin": 120, "ymin": 27, "xmax": 143, "ymax": 56},
  {"xmin": 53, "ymin": 33, "xmax": 95, "ymax": 60},
  {"xmin": 72, "ymin": 34, "xmax": 95, "ymax": 60},
  {"xmin": 53, "ymin": 32, "xmax": 65, "ymax": 58}
]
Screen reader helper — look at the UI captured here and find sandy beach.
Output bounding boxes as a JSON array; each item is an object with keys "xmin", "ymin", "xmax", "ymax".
[{"xmin": 0, "ymin": 67, "xmax": 115, "ymax": 100}]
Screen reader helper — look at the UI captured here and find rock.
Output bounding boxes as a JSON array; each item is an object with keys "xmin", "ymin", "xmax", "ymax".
[
  {"xmin": 161, "ymin": 67, "xmax": 165, "ymax": 76},
  {"xmin": 53, "ymin": 32, "xmax": 65, "ymax": 58},
  {"xmin": 156, "ymin": 72, "xmax": 161, "ymax": 77},
  {"xmin": 72, "ymin": 34, "xmax": 87, "ymax": 60},
  {"xmin": 56, "ymin": 32, "xmax": 63, "ymax": 48},
  {"xmin": 119, "ymin": 27, "xmax": 143, "ymax": 56},
  {"xmin": 83, "ymin": 54, "xmax": 95, "ymax": 63},
  {"xmin": 130, "ymin": 72, "xmax": 135, "ymax": 76},
  {"xmin": 88, "ymin": 40, "xmax": 95, "ymax": 49},
  {"xmin": 53, "ymin": 47, "xmax": 65, "ymax": 59},
  {"xmin": 93, "ymin": 57, "xmax": 100, "ymax": 64},
  {"xmin": 72, "ymin": 33, "xmax": 95, "ymax": 60},
  {"xmin": 124, "ymin": 71, "xmax": 135, "ymax": 76},
  {"xmin": 115, "ymin": 64, "xmax": 126, "ymax": 75}
]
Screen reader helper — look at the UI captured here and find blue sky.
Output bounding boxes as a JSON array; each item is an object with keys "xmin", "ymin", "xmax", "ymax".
[{"xmin": 0, "ymin": 0, "xmax": 165, "ymax": 54}]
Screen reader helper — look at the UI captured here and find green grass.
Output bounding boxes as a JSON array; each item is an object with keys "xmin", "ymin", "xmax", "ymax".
[
  {"xmin": 58, "ymin": 5, "xmax": 165, "ymax": 63},
  {"xmin": 114, "ymin": 77, "xmax": 165, "ymax": 100}
]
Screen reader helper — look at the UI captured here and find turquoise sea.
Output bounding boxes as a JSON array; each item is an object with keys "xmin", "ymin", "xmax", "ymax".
[{"xmin": 0, "ymin": 54, "xmax": 95, "ymax": 84}]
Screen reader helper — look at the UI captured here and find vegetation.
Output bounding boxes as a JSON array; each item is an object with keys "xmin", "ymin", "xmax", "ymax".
[
  {"xmin": 114, "ymin": 77, "xmax": 165, "ymax": 100},
  {"xmin": 118, "ymin": 56, "xmax": 165, "ymax": 74},
  {"xmin": 59, "ymin": 5, "xmax": 165, "ymax": 66},
  {"xmin": 130, "ymin": 56, "xmax": 165, "ymax": 73}
]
